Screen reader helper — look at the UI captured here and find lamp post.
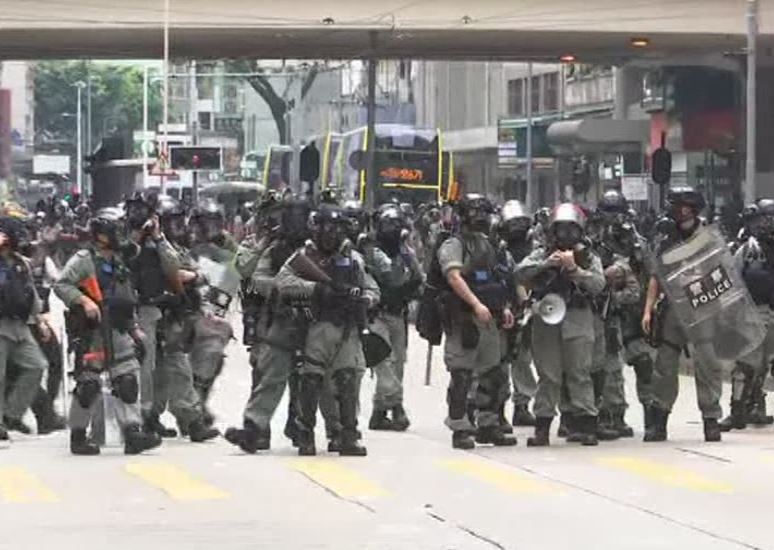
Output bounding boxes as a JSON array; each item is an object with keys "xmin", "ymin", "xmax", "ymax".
[{"xmin": 74, "ymin": 81, "xmax": 86, "ymax": 195}]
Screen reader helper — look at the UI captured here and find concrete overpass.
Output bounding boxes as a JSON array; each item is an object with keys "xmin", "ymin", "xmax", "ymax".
[{"xmin": 0, "ymin": 0, "xmax": 772, "ymax": 61}]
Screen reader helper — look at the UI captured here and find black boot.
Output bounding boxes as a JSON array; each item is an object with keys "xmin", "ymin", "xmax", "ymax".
[
  {"xmin": 703, "ymin": 418, "xmax": 722, "ymax": 442},
  {"xmin": 748, "ymin": 373, "xmax": 773, "ymax": 426},
  {"xmin": 720, "ymin": 401, "xmax": 747, "ymax": 432},
  {"xmin": 476, "ymin": 425, "xmax": 517, "ymax": 446},
  {"xmin": 610, "ymin": 407, "xmax": 634, "ymax": 438},
  {"xmin": 188, "ymin": 418, "xmax": 220, "ymax": 443},
  {"xmin": 596, "ymin": 410, "xmax": 620, "ymax": 441},
  {"xmin": 327, "ymin": 429, "xmax": 341, "ymax": 453},
  {"xmin": 578, "ymin": 416, "xmax": 599, "ymax": 446},
  {"xmin": 70, "ymin": 428, "xmax": 100, "ymax": 456},
  {"xmin": 3, "ymin": 416, "xmax": 31, "ymax": 435},
  {"xmin": 566, "ymin": 414, "xmax": 585, "ymax": 442},
  {"xmin": 448, "ymin": 370, "xmax": 475, "ymax": 450},
  {"xmin": 512, "ymin": 404, "xmax": 537, "ymax": 427},
  {"xmin": 334, "ymin": 370, "xmax": 367, "ymax": 457},
  {"xmin": 194, "ymin": 376, "xmax": 216, "ymax": 427},
  {"xmin": 557, "ymin": 413, "xmax": 571, "ymax": 438},
  {"xmin": 284, "ymin": 372, "xmax": 300, "ymax": 446},
  {"xmin": 527, "ymin": 417, "xmax": 552, "ymax": 447},
  {"xmin": 643, "ymin": 407, "xmax": 669, "ymax": 442},
  {"xmin": 0, "ymin": 423, "xmax": 7, "ymax": 441},
  {"xmin": 143, "ymin": 413, "xmax": 178, "ymax": 438},
  {"xmin": 296, "ymin": 374, "xmax": 323, "ymax": 456},
  {"xmin": 225, "ymin": 419, "xmax": 268, "ymax": 453},
  {"xmin": 31, "ymin": 387, "xmax": 66, "ymax": 435},
  {"xmin": 642, "ymin": 404, "xmax": 652, "ymax": 433},
  {"xmin": 452, "ymin": 431, "xmax": 475, "ymax": 450},
  {"xmin": 369, "ymin": 409, "xmax": 393, "ymax": 431},
  {"xmin": 391, "ymin": 404, "xmax": 411, "ymax": 432},
  {"xmin": 123, "ymin": 424, "xmax": 162, "ymax": 455}
]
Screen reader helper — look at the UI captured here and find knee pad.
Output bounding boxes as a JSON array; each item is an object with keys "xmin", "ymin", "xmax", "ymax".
[
  {"xmin": 447, "ymin": 370, "xmax": 473, "ymax": 420},
  {"xmin": 631, "ymin": 354, "xmax": 654, "ymax": 385},
  {"xmin": 74, "ymin": 375, "xmax": 101, "ymax": 408},
  {"xmin": 112, "ymin": 373, "xmax": 139, "ymax": 404},
  {"xmin": 475, "ymin": 366, "xmax": 509, "ymax": 410}
]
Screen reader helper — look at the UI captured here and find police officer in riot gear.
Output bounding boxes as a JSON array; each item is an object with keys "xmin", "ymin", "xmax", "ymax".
[
  {"xmin": 436, "ymin": 194, "xmax": 517, "ymax": 449},
  {"xmin": 0, "ymin": 216, "xmax": 48, "ymax": 440},
  {"xmin": 188, "ymin": 199, "xmax": 238, "ymax": 427},
  {"xmin": 274, "ymin": 203, "xmax": 380, "ymax": 456},
  {"xmin": 721, "ymin": 199, "xmax": 774, "ymax": 431},
  {"xmin": 517, "ymin": 204, "xmax": 607, "ymax": 447},
  {"xmin": 55, "ymin": 208, "xmax": 161, "ymax": 455},
  {"xmin": 498, "ymin": 200, "xmax": 538, "ymax": 427},
  {"xmin": 591, "ymin": 191, "xmax": 642, "ymax": 439},
  {"xmin": 367, "ymin": 203, "xmax": 423, "ymax": 432},
  {"xmin": 226, "ymin": 196, "xmax": 312, "ymax": 453},
  {"xmin": 147, "ymin": 196, "xmax": 219, "ymax": 443},
  {"xmin": 123, "ymin": 193, "xmax": 182, "ymax": 438},
  {"xmin": 642, "ymin": 187, "xmax": 724, "ymax": 442}
]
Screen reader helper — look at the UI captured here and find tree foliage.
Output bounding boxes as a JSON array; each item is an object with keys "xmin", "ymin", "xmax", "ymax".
[{"xmin": 34, "ymin": 61, "xmax": 162, "ymax": 149}]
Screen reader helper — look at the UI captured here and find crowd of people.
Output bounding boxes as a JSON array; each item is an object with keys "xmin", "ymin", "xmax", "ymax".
[{"xmin": 0, "ymin": 185, "xmax": 771, "ymax": 456}]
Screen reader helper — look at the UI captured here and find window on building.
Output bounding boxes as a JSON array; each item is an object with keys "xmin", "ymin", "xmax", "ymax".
[
  {"xmin": 543, "ymin": 72, "xmax": 559, "ymax": 112},
  {"xmin": 507, "ymin": 79, "xmax": 524, "ymax": 116}
]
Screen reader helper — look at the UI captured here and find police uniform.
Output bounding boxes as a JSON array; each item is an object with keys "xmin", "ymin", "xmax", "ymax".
[
  {"xmin": 516, "ymin": 204, "xmax": 607, "ymax": 446},
  {"xmin": 0, "ymin": 251, "xmax": 47, "ymax": 438},
  {"xmin": 55, "ymin": 247, "xmax": 160, "ymax": 455},
  {"xmin": 438, "ymin": 228, "xmax": 513, "ymax": 448},
  {"xmin": 275, "ymin": 240, "xmax": 379, "ymax": 457}
]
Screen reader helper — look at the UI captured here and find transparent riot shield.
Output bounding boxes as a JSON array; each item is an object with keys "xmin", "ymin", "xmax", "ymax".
[
  {"xmin": 197, "ymin": 255, "xmax": 241, "ymax": 316},
  {"xmin": 653, "ymin": 226, "xmax": 766, "ymax": 361},
  {"xmin": 654, "ymin": 225, "xmax": 765, "ymax": 361}
]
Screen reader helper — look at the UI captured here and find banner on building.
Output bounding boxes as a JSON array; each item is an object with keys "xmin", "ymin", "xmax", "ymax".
[
  {"xmin": 33, "ymin": 155, "xmax": 70, "ymax": 175},
  {"xmin": 497, "ymin": 120, "xmax": 519, "ymax": 166}
]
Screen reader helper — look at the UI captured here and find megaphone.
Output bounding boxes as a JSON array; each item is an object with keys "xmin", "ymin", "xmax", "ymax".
[{"xmin": 531, "ymin": 293, "xmax": 567, "ymax": 325}]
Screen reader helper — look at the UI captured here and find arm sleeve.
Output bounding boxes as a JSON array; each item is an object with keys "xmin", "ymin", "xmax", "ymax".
[
  {"xmin": 568, "ymin": 254, "xmax": 606, "ymax": 296},
  {"xmin": 250, "ymin": 246, "xmax": 278, "ymax": 298},
  {"xmin": 275, "ymin": 251, "xmax": 317, "ymax": 299},
  {"xmin": 514, "ymin": 247, "xmax": 550, "ymax": 284},
  {"xmin": 53, "ymin": 253, "xmax": 93, "ymax": 307}
]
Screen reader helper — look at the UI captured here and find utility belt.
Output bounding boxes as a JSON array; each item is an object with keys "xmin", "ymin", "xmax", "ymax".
[{"xmin": 317, "ymin": 298, "xmax": 368, "ymax": 329}]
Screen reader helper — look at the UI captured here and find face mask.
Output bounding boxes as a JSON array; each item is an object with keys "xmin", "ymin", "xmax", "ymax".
[
  {"xmin": 554, "ymin": 223, "xmax": 582, "ymax": 250},
  {"xmin": 319, "ymin": 223, "xmax": 345, "ymax": 253}
]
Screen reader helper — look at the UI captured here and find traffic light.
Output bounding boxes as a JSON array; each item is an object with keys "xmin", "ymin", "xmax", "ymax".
[
  {"xmin": 82, "ymin": 154, "xmax": 97, "ymax": 175},
  {"xmin": 299, "ymin": 142, "xmax": 320, "ymax": 184},
  {"xmin": 170, "ymin": 146, "xmax": 222, "ymax": 171},
  {"xmin": 651, "ymin": 147, "xmax": 672, "ymax": 186}
]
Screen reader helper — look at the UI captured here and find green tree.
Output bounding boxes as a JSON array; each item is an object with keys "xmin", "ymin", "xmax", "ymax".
[{"xmin": 34, "ymin": 60, "xmax": 162, "ymax": 150}]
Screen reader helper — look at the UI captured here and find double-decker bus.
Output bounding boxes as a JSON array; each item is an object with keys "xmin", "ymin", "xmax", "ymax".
[{"xmin": 328, "ymin": 124, "xmax": 454, "ymax": 206}]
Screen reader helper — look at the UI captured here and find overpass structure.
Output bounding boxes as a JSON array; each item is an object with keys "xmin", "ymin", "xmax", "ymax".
[{"xmin": 0, "ymin": 0, "xmax": 770, "ymax": 61}]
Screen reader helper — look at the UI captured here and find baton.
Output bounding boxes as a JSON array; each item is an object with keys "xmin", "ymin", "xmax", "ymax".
[{"xmin": 424, "ymin": 343, "xmax": 433, "ymax": 386}]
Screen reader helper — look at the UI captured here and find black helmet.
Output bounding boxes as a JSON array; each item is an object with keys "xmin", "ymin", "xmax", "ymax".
[
  {"xmin": 457, "ymin": 193, "xmax": 493, "ymax": 232},
  {"xmin": 90, "ymin": 207, "xmax": 125, "ymax": 249},
  {"xmin": 666, "ymin": 187, "xmax": 706, "ymax": 213},
  {"xmin": 124, "ymin": 193, "xmax": 154, "ymax": 231},
  {"xmin": 756, "ymin": 198, "xmax": 774, "ymax": 216},
  {"xmin": 747, "ymin": 198, "xmax": 774, "ymax": 241},
  {"xmin": 342, "ymin": 199, "xmax": 368, "ymax": 238},
  {"xmin": 191, "ymin": 198, "xmax": 224, "ymax": 220},
  {"xmin": 157, "ymin": 195, "xmax": 184, "ymax": 218},
  {"xmin": 597, "ymin": 190, "xmax": 629, "ymax": 214},
  {"xmin": 310, "ymin": 204, "xmax": 350, "ymax": 253},
  {"xmin": 0, "ymin": 216, "xmax": 23, "ymax": 249}
]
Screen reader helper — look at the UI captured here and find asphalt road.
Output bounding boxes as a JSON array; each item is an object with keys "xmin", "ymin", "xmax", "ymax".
[{"xmin": 2, "ymin": 315, "xmax": 774, "ymax": 550}]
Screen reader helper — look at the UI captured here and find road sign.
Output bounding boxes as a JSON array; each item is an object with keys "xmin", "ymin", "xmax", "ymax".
[
  {"xmin": 622, "ymin": 175, "xmax": 649, "ymax": 201},
  {"xmin": 169, "ymin": 146, "xmax": 222, "ymax": 171},
  {"xmin": 497, "ymin": 121, "xmax": 519, "ymax": 166},
  {"xmin": 33, "ymin": 155, "xmax": 70, "ymax": 175}
]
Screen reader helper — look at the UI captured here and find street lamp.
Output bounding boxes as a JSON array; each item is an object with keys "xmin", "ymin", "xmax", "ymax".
[{"xmin": 73, "ymin": 81, "xmax": 86, "ymax": 196}]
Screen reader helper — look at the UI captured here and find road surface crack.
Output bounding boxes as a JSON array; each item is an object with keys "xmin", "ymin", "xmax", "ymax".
[
  {"xmin": 424, "ymin": 508, "xmax": 506, "ymax": 549},
  {"xmin": 294, "ymin": 471, "xmax": 376, "ymax": 514},
  {"xmin": 676, "ymin": 447, "xmax": 733, "ymax": 463}
]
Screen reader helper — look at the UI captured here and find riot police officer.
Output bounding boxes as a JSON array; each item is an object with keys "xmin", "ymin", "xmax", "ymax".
[
  {"xmin": 721, "ymin": 199, "xmax": 774, "ymax": 431},
  {"xmin": 642, "ymin": 187, "xmax": 724, "ymax": 442},
  {"xmin": 226, "ymin": 196, "xmax": 312, "ymax": 453},
  {"xmin": 0, "ymin": 216, "xmax": 48, "ymax": 440},
  {"xmin": 516, "ymin": 203, "xmax": 606, "ymax": 447},
  {"xmin": 148, "ymin": 196, "xmax": 219, "ymax": 443},
  {"xmin": 367, "ymin": 204, "xmax": 423, "ymax": 432},
  {"xmin": 592, "ymin": 191, "xmax": 642, "ymax": 439},
  {"xmin": 188, "ymin": 199, "xmax": 237, "ymax": 427},
  {"xmin": 54, "ymin": 208, "xmax": 161, "ymax": 455},
  {"xmin": 498, "ymin": 200, "xmax": 538, "ymax": 427},
  {"xmin": 436, "ymin": 194, "xmax": 517, "ymax": 449},
  {"xmin": 275, "ymin": 203, "xmax": 380, "ymax": 456},
  {"xmin": 123, "ymin": 193, "xmax": 182, "ymax": 438}
]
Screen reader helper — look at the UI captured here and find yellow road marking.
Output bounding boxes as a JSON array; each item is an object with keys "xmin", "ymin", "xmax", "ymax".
[
  {"xmin": 0, "ymin": 467, "xmax": 58, "ymax": 503},
  {"xmin": 290, "ymin": 459, "xmax": 388, "ymax": 499},
  {"xmin": 438, "ymin": 458, "xmax": 554, "ymax": 494},
  {"xmin": 597, "ymin": 457, "xmax": 733, "ymax": 494},
  {"xmin": 125, "ymin": 462, "xmax": 229, "ymax": 501}
]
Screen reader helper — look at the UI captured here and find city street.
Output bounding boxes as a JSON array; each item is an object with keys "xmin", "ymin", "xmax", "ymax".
[{"xmin": 1, "ymin": 320, "xmax": 774, "ymax": 550}]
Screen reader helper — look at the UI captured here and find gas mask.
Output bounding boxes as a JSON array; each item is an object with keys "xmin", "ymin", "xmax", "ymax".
[
  {"xmin": 671, "ymin": 205, "xmax": 698, "ymax": 234},
  {"xmin": 553, "ymin": 222, "xmax": 583, "ymax": 251},
  {"xmin": 282, "ymin": 205, "xmax": 311, "ymax": 247},
  {"xmin": 163, "ymin": 215, "xmax": 190, "ymax": 247},
  {"xmin": 377, "ymin": 217, "xmax": 403, "ymax": 254},
  {"xmin": 318, "ymin": 221, "xmax": 348, "ymax": 254}
]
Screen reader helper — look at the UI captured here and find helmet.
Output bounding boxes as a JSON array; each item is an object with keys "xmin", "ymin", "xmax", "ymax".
[
  {"xmin": 158, "ymin": 195, "xmax": 187, "ymax": 244},
  {"xmin": 342, "ymin": 200, "xmax": 368, "ymax": 238},
  {"xmin": 319, "ymin": 188, "xmax": 339, "ymax": 205},
  {"xmin": 0, "ymin": 216, "xmax": 23, "ymax": 249},
  {"xmin": 666, "ymin": 187, "xmax": 706, "ymax": 213},
  {"xmin": 500, "ymin": 200, "xmax": 531, "ymax": 242},
  {"xmin": 191, "ymin": 198, "xmax": 224, "ymax": 242},
  {"xmin": 375, "ymin": 203, "xmax": 406, "ymax": 252},
  {"xmin": 456, "ymin": 193, "xmax": 494, "ymax": 232},
  {"xmin": 747, "ymin": 198, "xmax": 774, "ymax": 241},
  {"xmin": 550, "ymin": 203, "xmax": 586, "ymax": 250},
  {"xmin": 124, "ymin": 193, "xmax": 154, "ymax": 231},
  {"xmin": 157, "ymin": 195, "xmax": 184, "ymax": 218},
  {"xmin": 90, "ymin": 207, "xmax": 125, "ymax": 250},
  {"xmin": 310, "ymin": 204, "xmax": 351, "ymax": 253},
  {"xmin": 756, "ymin": 198, "xmax": 774, "ymax": 216},
  {"xmin": 597, "ymin": 190, "xmax": 628, "ymax": 214},
  {"xmin": 191, "ymin": 198, "xmax": 224, "ymax": 220}
]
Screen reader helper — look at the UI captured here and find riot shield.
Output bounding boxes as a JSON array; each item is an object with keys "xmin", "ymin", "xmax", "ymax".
[
  {"xmin": 653, "ymin": 225, "xmax": 765, "ymax": 361},
  {"xmin": 197, "ymin": 255, "xmax": 241, "ymax": 316}
]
